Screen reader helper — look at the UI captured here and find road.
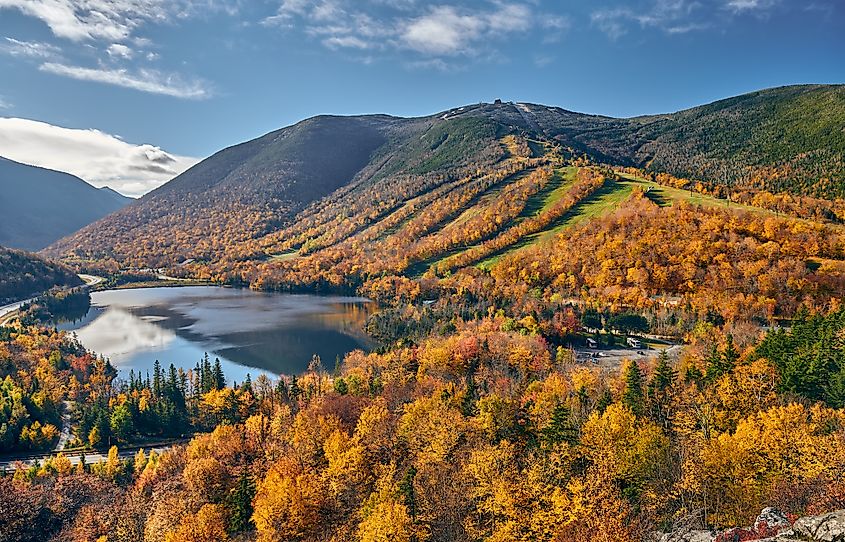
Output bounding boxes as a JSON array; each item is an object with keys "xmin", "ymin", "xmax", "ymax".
[
  {"xmin": 0, "ymin": 274, "xmax": 105, "ymax": 325},
  {"xmin": 78, "ymin": 274, "xmax": 105, "ymax": 287},
  {"xmin": 0, "ymin": 440, "xmax": 188, "ymax": 472},
  {"xmin": 0, "ymin": 297, "xmax": 35, "ymax": 322}
]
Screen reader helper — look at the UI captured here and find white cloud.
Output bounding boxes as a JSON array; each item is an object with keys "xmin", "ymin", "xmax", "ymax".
[
  {"xmin": 0, "ymin": 0, "xmax": 164, "ymax": 42},
  {"xmin": 592, "ymin": 0, "xmax": 789, "ymax": 39},
  {"xmin": 725, "ymin": 0, "xmax": 778, "ymax": 12},
  {"xmin": 323, "ymin": 35, "xmax": 370, "ymax": 49},
  {"xmin": 0, "ymin": 0, "xmax": 239, "ymax": 43},
  {"xmin": 402, "ymin": 6, "xmax": 485, "ymax": 55},
  {"xmin": 0, "ymin": 117, "xmax": 200, "ymax": 196},
  {"xmin": 0, "ymin": 97, "xmax": 11, "ymax": 109},
  {"xmin": 264, "ymin": 1, "xmax": 556, "ymax": 63},
  {"xmin": 39, "ymin": 62, "xmax": 213, "ymax": 99},
  {"xmin": 106, "ymin": 42, "xmax": 133, "ymax": 58},
  {"xmin": 0, "ymin": 36, "xmax": 61, "ymax": 58},
  {"xmin": 592, "ymin": 0, "xmax": 706, "ymax": 39}
]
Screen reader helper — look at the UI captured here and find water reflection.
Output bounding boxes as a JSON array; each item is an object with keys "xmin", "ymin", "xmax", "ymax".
[{"xmin": 60, "ymin": 286, "xmax": 374, "ymax": 382}]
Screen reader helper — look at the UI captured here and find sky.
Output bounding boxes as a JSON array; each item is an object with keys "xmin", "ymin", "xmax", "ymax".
[{"xmin": 0, "ymin": 0, "xmax": 842, "ymax": 196}]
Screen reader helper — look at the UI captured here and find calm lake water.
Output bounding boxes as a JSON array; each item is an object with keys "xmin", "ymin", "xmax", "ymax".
[{"xmin": 60, "ymin": 286, "xmax": 374, "ymax": 383}]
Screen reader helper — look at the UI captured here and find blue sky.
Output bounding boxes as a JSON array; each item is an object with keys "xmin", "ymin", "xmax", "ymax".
[{"xmin": 0, "ymin": 0, "xmax": 842, "ymax": 195}]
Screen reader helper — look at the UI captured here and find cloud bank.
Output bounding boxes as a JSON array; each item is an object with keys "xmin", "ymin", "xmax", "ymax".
[{"xmin": 0, "ymin": 117, "xmax": 200, "ymax": 196}]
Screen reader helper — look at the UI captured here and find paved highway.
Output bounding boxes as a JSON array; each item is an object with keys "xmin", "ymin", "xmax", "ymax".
[
  {"xmin": 0, "ymin": 440, "xmax": 187, "ymax": 472},
  {"xmin": 0, "ymin": 274, "xmax": 104, "ymax": 325}
]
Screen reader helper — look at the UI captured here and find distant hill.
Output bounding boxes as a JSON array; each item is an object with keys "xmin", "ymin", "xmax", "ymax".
[
  {"xmin": 0, "ymin": 157, "xmax": 133, "ymax": 251},
  {"xmin": 0, "ymin": 245, "xmax": 81, "ymax": 304},
  {"xmin": 46, "ymin": 84, "xmax": 845, "ymax": 274}
]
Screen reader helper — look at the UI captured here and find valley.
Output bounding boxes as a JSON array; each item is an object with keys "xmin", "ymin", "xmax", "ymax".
[{"xmin": 2, "ymin": 84, "xmax": 845, "ymax": 542}]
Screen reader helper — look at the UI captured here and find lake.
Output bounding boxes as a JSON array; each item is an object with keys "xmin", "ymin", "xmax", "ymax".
[{"xmin": 60, "ymin": 286, "xmax": 375, "ymax": 383}]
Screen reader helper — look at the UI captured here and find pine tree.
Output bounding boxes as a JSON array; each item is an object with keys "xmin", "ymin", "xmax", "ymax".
[
  {"xmin": 649, "ymin": 350, "xmax": 676, "ymax": 395},
  {"xmin": 202, "ymin": 354, "xmax": 213, "ymax": 392},
  {"xmin": 152, "ymin": 360, "xmax": 163, "ymax": 399},
  {"xmin": 722, "ymin": 334, "xmax": 739, "ymax": 371},
  {"xmin": 460, "ymin": 376, "xmax": 479, "ymax": 416},
  {"xmin": 648, "ymin": 350, "xmax": 677, "ymax": 427},
  {"xmin": 398, "ymin": 466, "xmax": 418, "ymax": 520},
  {"xmin": 622, "ymin": 360, "xmax": 645, "ymax": 417},
  {"xmin": 542, "ymin": 402, "xmax": 577, "ymax": 446},
  {"xmin": 704, "ymin": 344, "xmax": 724, "ymax": 382},
  {"xmin": 596, "ymin": 389, "xmax": 613, "ymax": 414},
  {"xmin": 213, "ymin": 358, "xmax": 225, "ymax": 390},
  {"xmin": 227, "ymin": 472, "xmax": 256, "ymax": 534},
  {"xmin": 289, "ymin": 375, "xmax": 302, "ymax": 401},
  {"xmin": 275, "ymin": 378, "xmax": 289, "ymax": 403}
]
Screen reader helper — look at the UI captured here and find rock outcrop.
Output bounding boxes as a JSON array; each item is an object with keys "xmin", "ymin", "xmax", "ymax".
[
  {"xmin": 657, "ymin": 508, "xmax": 845, "ymax": 542},
  {"xmin": 791, "ymin": 510, "xmax": 845, "ymax": 542}
]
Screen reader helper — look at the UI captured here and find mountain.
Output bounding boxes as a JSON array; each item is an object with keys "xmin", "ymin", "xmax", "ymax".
[
  {"xmin": 46, "ymin": 84, "xmax": 844, "ymax": 275},
  {"xmin": 0, "ymin": 156, "xmax": 133, "ymax": 251},
  {"xmin": 0, "ymin": 245, "xmax": 81, "ymax": 304},
  {"xmin": 446, "ymin": 84, "xmax": 845, "ymax": 195}
]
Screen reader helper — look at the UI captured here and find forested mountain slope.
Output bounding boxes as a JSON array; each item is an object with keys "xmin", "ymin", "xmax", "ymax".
[
  {"xmin": 46, "ymin": 85, "xmax": 844, "ymax": 277},
  {"xmin": 0, "ymin": 157, "xmax": 132, "ymax": 251},
  {"xmin": 449, "ymin": 85, "xmax": 845, "ymax": 196},
  {"xmin": 0, "ymin": 245, "xmax": 81, "ymax": 304}
]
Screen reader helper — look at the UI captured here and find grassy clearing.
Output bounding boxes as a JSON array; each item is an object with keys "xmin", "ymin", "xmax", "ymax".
[
  {"xmin": 477, "ymin": 171, "xmax": 804, "ymax": 270},
  {"xmin": 615, "ymin": 172, "xmax": 767, "ymax": 214},
  {"xmin": 268, "ymin": 251, "xmax": 300, "ymax": 262},
  {"xmin": 417, "ymin": 167, "xmax": 577, "ymax": 275},
  {"xmin": 476, "ymin": 178, "xmax": 632, "ymax": 269}
]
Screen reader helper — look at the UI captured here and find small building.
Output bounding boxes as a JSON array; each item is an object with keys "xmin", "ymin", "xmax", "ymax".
[
  {"xmin": 626, "ymin": 337, "xmax": 642, "ymax": 349},
  {"xmin": 586, "ymin": 338, "xmax": 598, "ymax": 349}
]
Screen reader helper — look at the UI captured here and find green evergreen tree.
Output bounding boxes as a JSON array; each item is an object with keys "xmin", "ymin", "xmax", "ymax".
[
  {"xmin": 110, "ymin": 403, "xmax": 134, "ymax": 442},
  {"xmin": 722, "ymin": 334, "xmax": 739, "ymax": 371},
  {"xmin": 152, "ymin": 360, "xmax": 163, "ymax": 399},
  {"xmin": 333, "ymin": 377, "xmax": 348, "ymax": 395},
  {"xmin": 622, "ymin": 361, "xmax": 645, "ymax": 416},
  {"xmin": 398, "ymin": 466, "xmax": 418, "ymax": 520},
  {"xmin": 596, "ymin": 389, "xmax": 613, "ymax": 414},
  {"xmin": 289, "ymin": 376, "xmax": 302, "ymax": 401},
  {"xmin": 227, "ymin": 472, "xmax": 255, "ymax": 534},
  {"xmin": 648, "ymin": 350, "xmax": 677, "ymax": 426},
  {"xmin": 213, "ymin": 358, "xmax": 225, "ymax": 390},
  {"xmin": 541, "ymin": 402, "xmax": 577, "ymax": 446},
  {"xmin": 649, "ymin": 350, "xmax": 676, "ymax": 395},
  {"xmin": 460, "ymin": 376, "xmax": 479, "ymax": 417}
]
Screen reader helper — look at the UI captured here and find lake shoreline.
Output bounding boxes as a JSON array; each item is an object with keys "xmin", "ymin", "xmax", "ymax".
[{"xmin": 61, "ymin": 286, "xmax": 376, "ymax": 381}]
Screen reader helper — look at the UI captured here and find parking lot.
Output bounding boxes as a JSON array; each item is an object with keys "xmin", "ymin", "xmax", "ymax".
[{"xmin": 573, "ymin": 344, "xmax": 683, "ymax": 370}]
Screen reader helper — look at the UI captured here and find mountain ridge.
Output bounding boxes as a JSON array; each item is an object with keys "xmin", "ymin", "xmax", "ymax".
[
  {"xmin": 0, "ymin": 156, "xmax": 133, "ymax": 251},
  {"xmin": 46, "ymin": 84, "xmax": 845, "ymax": 273}
]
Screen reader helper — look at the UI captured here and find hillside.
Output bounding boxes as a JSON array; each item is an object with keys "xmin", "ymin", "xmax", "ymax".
[
  {"xmin": 447, "ymin": 85, "xmax": 845, "ymax": 197},
  {"xmin": 46, "ymin": 85, "xmax": 845, "ymax": 279},
  {"xmin": 0, "ymin": 245, "xmax": 81, "ymax": 304},
  {"xmin": 47, "ymin": 114, "xmax": 505, "ymax": 269},
  {"xmin": 0, "ymin": 157, "xmax": 132, "ymax": 251}
]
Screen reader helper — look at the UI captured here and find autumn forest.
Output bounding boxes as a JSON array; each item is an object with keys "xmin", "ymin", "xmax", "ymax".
[{"xmin": 2, "ymin": 85, "xmax": 845, "ymax": 542}]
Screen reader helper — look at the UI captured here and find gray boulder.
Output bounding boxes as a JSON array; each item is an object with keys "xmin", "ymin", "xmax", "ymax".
[
  {"xmin": 657, "ymin": 531, "xmax": 714, "ymax": 542},
  {"xmin": 791, "ymin": 510, "xmax": 845, "ymax": 542},
  {"xmin": 755, "ymin": 507, "xmax": 793, "ymax": 533}
]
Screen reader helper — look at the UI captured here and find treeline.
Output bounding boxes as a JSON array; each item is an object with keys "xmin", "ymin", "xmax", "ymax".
[
  {"xmin": 488, "ymin": 191, "xmax": 845, "ymax": 324},
  {"xmin": 3, "ymin": 313, "xmax": 845, "ymax": 541},
  {"xmin": 18, "ymin": 288, "xmax": 90, "ymax": 325},
  {"xmin": 0, "ymin": 246, "xmax": 81, "ymax": 304},
  {"xmin": 0, "ymin": 325, "xmax": 92, "ymax": 452}
]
